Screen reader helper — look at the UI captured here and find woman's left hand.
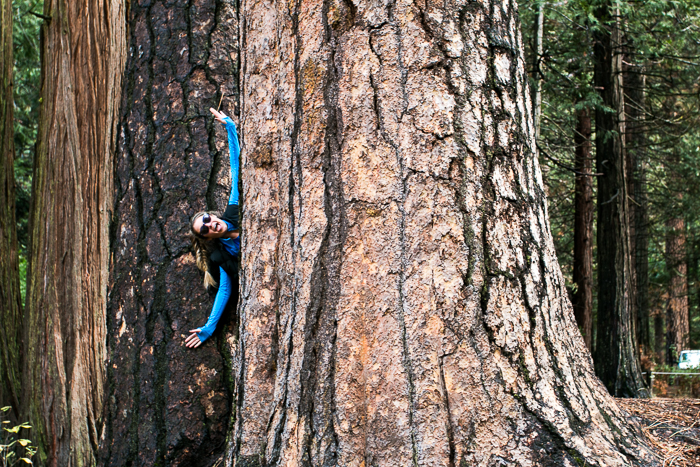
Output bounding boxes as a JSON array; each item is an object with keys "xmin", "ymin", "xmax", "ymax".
[
  {"xmin": 185, "ymin": 329, "xmax": 203, "ymax": 348},
  {"xmin": 210, "ymin": 108, "xmax": 229, "ymax": 124}
]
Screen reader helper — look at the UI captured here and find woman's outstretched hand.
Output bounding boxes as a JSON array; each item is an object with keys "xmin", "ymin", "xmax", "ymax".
[
  {"xmin": 210, "ymin": 107, "xmax": 229, "ymax": 125},
  {"xmin": 185, "ymin": 329, "xmax": 203, "ymax": 348}
]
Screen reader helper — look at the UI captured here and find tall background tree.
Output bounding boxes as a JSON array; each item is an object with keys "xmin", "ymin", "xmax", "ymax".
[
  {"xmin": 21, "ymin": 0, "xmax": 126, "ymax": 464},
  {"xmin": 592, "ymin": 0, "xmax": 647, "ymax": 397},
  {"xmin": 0, "ymin": 0, "xmax": 23, "ymax": 417},
  {"xmin": 98, "ymin": 0, "xmax": 239, "ymax": 465}
]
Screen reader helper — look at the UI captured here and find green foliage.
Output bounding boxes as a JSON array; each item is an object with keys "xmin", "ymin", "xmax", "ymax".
[
  {"xmin": 12, "ymin": 0, "xmax": 43, "ymax": 301},
  {"xmin": 520, "ymin": 0, "xmax": 700, "ymax": 356},
  {"xmin": 0, "ymin": 407, "xmax": 36, "ymax": 466}
]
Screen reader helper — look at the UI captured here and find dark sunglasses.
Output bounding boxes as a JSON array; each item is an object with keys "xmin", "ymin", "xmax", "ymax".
[{"xmin": 199, "ymin": 213, "xmax": 212, "ymax": 235}]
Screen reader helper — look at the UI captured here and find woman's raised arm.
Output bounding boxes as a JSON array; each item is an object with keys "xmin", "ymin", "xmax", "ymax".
[{"xmin": 210, "ymin": 107, "xmax": 240, "ymax": 206}]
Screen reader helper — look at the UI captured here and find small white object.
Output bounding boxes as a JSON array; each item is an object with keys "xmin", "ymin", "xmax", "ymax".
[{"xmin": 678, "ymin": 349, "xmax": 700, "ymax": 369}]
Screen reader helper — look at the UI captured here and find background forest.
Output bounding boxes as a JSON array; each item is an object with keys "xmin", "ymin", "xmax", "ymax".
[
  {"xmin": 3, "ymin": 0, "xmax": 700, "ymax": 465},
  {"xmin": 518, "ymin": 0, "xmax": 700, "ymax": 366},
  {"xmin": 7, "ymin": 0, "xmax": 700, "ymax": 381}
]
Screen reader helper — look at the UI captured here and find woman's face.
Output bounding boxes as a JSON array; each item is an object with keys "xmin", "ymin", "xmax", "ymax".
[{"xmin": 193, "ymin": 213, "xmax": 227, "ymax": 238}]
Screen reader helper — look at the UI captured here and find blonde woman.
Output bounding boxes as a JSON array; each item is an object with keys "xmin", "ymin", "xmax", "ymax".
[{"xmin": 186, "ymin": 108, "xmax": 241, "ymax": 348}]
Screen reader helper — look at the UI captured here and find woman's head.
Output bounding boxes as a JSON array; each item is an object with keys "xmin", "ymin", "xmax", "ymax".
[
  {"xmin": 191, "ymin": 211, "xmax": 227, "ymax": 239},
  {"xmin": 190, "ymin": 212, "xmax": 220, "ymax": 289}
]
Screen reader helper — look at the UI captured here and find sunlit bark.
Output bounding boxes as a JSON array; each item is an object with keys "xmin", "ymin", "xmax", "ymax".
[{"xmin": 230, "ymin": 0, "xmax": 658, "ymax": 465}]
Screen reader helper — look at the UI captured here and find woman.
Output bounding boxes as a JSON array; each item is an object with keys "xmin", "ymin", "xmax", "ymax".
[{"xmin": 185, "ymin": 107, "xmax": 241, "ymax": 348}]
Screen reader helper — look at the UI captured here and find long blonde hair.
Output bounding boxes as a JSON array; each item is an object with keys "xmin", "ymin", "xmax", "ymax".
[{"xmin": 190, "ymin": 211, "xmax": 221, "ymax": 289}]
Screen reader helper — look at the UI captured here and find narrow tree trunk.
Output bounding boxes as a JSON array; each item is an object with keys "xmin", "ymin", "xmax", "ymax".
[
  {"xmin": 0, "ymin": 0, "xmax": 23, "ymax": 416},
  {"xmin": 573, "ymin": 107, "xmax": 593, "ymax": 351},
  {"xmin": 592, "ymin": 1, "xmax": 647, "ymax": 397},
  {"xmin": 532, "ymin": 0, "xmax": 544, "ymax": 141},
  {"xmin": 231, "ymin": 0, "xmax": 658, "ymax": 465},
  {"xmin": 629, "ymin": 69, "xmax": 650, "ymax": 355},
  {"xmin": 21, "ymin": 0, "xmax": 126, "ymax": 464},
  {"xmin": 654, "ymin": 312, "xmax": 665, "ymax": 363},
  {"xmin": 665, "ymin": 214, "xmax": 688, "ymax": 365},
  {"xmin": 624, "ymin": 54, "xmax": 650, "ymax": 357},
  {"xmin": 98, "ymin": 1, "xmax": 239, "ymax": 465}
]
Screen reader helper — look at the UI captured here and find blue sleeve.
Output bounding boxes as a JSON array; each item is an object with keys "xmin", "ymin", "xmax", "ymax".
[
  {"xmin": 223, "ymin": 117, "xmax": 240, "ymax": 206},
  {"xmin": 197, "ymin": 266, "xmax": 231, "ymax": 342}
]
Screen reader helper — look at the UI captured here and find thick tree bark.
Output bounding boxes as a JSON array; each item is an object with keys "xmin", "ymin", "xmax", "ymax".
[
  {"xmin": 572, "ymin": 107, "xmax": 593, "ymax": 351},
  {"xmin": 21, "ymin": 0, "xmax": 126, "ymax": 465},
  {"xmin": 665, "ymin": 214, "xmax": 688, "ymax": 365},
  {"xmin": 592, "ymin": 1, "xmax": 647, "ymax": 397},
  {"xmin": 231, "ymin": 0, "xmax": 658, "ymax": 465},
  {"xmin": 98, "ymin": 1, "xmax": 239, "ymax": 465},
  {"xmin": 0, "ymin": 0, "xmax": 23, "ymax": 417}
]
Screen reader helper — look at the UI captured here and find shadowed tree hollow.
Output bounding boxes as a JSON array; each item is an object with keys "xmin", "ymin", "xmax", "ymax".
[{"xmin": 228, "ymin": 0, "xmax": 658, "ymax": 465}]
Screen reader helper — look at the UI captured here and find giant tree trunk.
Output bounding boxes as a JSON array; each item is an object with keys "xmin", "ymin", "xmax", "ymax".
[
  {"xmin": 573, "ymin": 107, "xmax": 593, "ymax": 351},
  {"xmin": 231, "ymin": 0, "xmax": 658, "ymax": 465},
  {"xmin": 0, "ymin": 0, "xmax": 22, "ymax": 416},
  {"xmin": 21, "ymin": 0, "xmax": 126, "ymax": 464},
  {"xmin": 592, "ymin": 1, "xmax": 646, "ymax": 397},
  {"xmin": 665, "ymin": 213, "xmax": 688, "ymax": 365},
  {"xmin": 98, "ymin": 1, "xmax": 239, "ymax": 465}
]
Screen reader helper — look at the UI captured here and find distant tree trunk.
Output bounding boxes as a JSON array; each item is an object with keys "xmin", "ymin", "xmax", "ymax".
[
  {"xmin": 98, "ymin": 1, "xmax": 239, "ymax": 465},
  {"xmin": 665, "ymin": 212, "xmax": 688, "ymax": 365},
  {"xmin": 573, "ymin": 107, "xmax": 593, "ymax": 351},
  {"xmin": 624, "ymin": 54, "xmax": 650, "ymax": 357},
  {"xmin": 0, "ymin": 0, "xmax": 22, "ymax": 416},
  {"xmin": 21, "ymin": 0, "xmax": 126, "ymax": 464},
  {"xmin": 654, "ymin": 312, "xmax": 665, "ymax": 364},
  {"xmin": 628, "ymin": 69, "xmax": 650, "ymax": 356},
  {"xmin": 532, "ymin": 0, "xmax": 544, "ymax": 141},
  {"xmin": 230, "ymin": 0, "xmax": 658, "ymax": 465},
  {"xmin": 592, "ymin": 1, "xmax": 647, "ymax": 397}
]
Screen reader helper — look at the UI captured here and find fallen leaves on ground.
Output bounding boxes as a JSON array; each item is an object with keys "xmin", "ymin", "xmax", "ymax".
[{"xmin": 617, "ymin": 398, "xmax": 700, "ymax": 466}]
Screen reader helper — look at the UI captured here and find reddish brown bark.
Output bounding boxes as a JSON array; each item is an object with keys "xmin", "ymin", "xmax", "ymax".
[
  {"xmin": 573, "ymin": 107, "xmax": 593, "ymax": 351},
  {"xmin": 665, "ymin": 214, "xmax": 688, "ymax": 364},
  {"xmin": 22, "ymin": 0, "xmax": 126, "ymax": 464},
  {"xmin": 0, "ymin": 0, "xmax": 22, "ymax": 416}
]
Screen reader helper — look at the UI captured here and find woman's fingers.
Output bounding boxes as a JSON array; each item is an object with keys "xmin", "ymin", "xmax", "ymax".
[
  {"xmin": 209, "ymin": 107, "xmax": 228, "ymax": 123},
  {"xmin": 185, "ymin": 329, "xmax": 202, "ymax": 348}
]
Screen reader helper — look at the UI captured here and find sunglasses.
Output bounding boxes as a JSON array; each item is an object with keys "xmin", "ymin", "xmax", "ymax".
[{"xmin": 199, "ymin": 213, "xmax": 212, "ymax": 235}]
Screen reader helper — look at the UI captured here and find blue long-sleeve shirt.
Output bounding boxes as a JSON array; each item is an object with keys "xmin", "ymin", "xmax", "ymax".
[{"xmin": 197, "ymin": 116, "xmax": 240, "ymax": 342}]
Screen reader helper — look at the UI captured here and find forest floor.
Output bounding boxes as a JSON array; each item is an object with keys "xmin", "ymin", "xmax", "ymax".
[{"xmin": 617, "ymin": 398, "xmax": 700, "ymax": 466}]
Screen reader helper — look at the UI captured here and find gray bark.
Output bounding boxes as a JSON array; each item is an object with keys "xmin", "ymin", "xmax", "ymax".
[
  {"xmin": 573, "ymin": 107, "xmax": 593, "ymax": 351},
  {"xmin": 592, "ymin": 0, "xmax": 647, "ymax": 398}
]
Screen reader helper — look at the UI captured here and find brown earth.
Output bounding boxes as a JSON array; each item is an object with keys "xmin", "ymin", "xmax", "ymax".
[{"xmin": 617, "ymin": 398, "xmax": 700, "ymax": 467}]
